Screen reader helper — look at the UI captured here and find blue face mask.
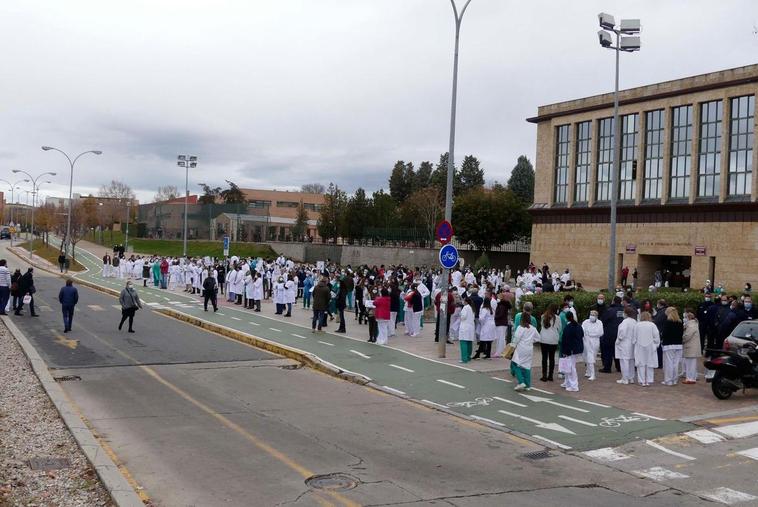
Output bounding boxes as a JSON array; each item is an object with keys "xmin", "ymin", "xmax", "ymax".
[{"xmin": 746, "ymin": 303, "xmax": 753, "ymax": 310}]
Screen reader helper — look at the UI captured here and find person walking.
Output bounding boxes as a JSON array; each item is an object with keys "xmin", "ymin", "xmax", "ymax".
[
  {"xmin": 538, "ymin": 305, "xmax": 561, "ymax": 382},
  {"xmin": 15, "ymin": 268, "xmax": 38, "ymax": 317},
  {"xmin": 10, "ymin": 268, "xmax": 22, "ymax": 314},
  {"xmin": 0, "ymin": 259, "xmax": 11, "ymax": 315},
  {"xmin": 661, "ymin": 306, "xmax": 684, "ymax": 386},
  {"xmin": 118, "ymin": 281, "xmax": 142, "ymax": 333},
  {"xmin": 311, "ymin": 277, "xmax": 330, "ymax": 333},
  {"xmin": 512, "ymin": 311, "xmax": 539, "ymax": 391},
  {"xmin": 335, "ymin": 277, "xmax": 348, "ymax": 332},
  {"xmin": 202, "ymin": 274, "xmax": 218, "ymax": 312},
  {"xmin": 458, "ymin": 297, "xmax": 476, "ymax": 363},
  {"xmin": 634, "ymin": 311, "xmax": 660, "ymax": 387},
  {"xmin": 58, "ymin": 279, "xmax": 79, "ymax": 333},
  {"xmin": 682, "ymin": 308, "xmax": 701, "ymax": 384},
  {"xmin": 559, "ymin": 311, "xmax": 584, "ymax": 392}
]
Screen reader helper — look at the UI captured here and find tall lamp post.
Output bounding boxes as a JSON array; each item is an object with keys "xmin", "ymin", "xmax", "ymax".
[
  {"xmin": 597, "ymin": 13, "xmax": 641, "ymax": 292},
  {"xmin": 0, "ymin": 178, "xmax": 28, "ymax": 246},
  {"xmin": 12, "ymin": 170, "xmax": 56, "ymax": 258},
  {"xmin": 41, "ymin": 146, "xmax": 102, "ymax": 259},
  {"xmin": 438, "ymin": 0, "xmax": 473, "ymax": 358},
  {"xmin": 177, "ymin": 155, "xmax": 198, "ymax": 257}
]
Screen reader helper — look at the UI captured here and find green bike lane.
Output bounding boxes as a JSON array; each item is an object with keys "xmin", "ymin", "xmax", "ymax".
[{"xmin": 64, "ymin": 242, "xmax": 693, "ymax": 451}]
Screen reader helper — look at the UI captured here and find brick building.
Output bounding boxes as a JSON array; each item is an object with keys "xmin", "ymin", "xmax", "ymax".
[{"xmin": 528, "ymin": 64, "xmax": 757, "ymax": 290}]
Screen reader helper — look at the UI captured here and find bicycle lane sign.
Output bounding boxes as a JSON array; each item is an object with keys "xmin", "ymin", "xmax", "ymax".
[{"xmin": 439, "ymin": 244, "xmax": 459, "ymax": 269}]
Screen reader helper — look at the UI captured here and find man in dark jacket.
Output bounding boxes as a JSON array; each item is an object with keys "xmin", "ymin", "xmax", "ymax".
[
  {"xmin": 653, "ymin": 299, "xmax": 669, "ymax": 368},
  {"xmin": 15, "ymin": 268, "xmax": 38, "ymax": 317},
  {"xmin": 599, "ymin": 296, "xmax": 624, "ymax": 373},
  {"xmin": 335, "ymin": 277, "xmax": 348, "ymax": 333},
  {"xmin": 697, "ymin": 293, "xmax": 716, "ymax": 354},
  {"xmin": 311, "ymin": 278, "xmax": 331, "ymax": 332},
  {"xmin": 589, "ymin": 293, "xmax": 607, "ymax": 319},
  {"xmin": 58, "ymin": 279, "xmax": 79, "ymax": 332},
  {"xmin": 202, "ymin": 275, "xmax": 218, "ymax": 312},
  {"xmin": 434, "ymin": 288, "xmax": 455, "ymax": 343}
]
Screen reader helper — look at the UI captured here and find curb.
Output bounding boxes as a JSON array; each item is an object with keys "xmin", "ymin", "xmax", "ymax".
[{"xmin": 2, "ymin": 316, "xmax": 145, "ymax": 507}]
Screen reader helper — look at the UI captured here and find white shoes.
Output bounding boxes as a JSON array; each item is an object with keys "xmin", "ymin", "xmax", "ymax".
[
  {"xmin": 514, "ymin": 383, "xmax": 527, "ymax": 391},
  {"xmin": 616, "ymin": 379, "xmax": 629, "ymax": 385},
  {"xmin": 588, "ymin": 376, "xmax": 596, "ymax": 381},
  {"xmin": 565, "ymin": 387, "xmax": 579, "ymax": 392}
]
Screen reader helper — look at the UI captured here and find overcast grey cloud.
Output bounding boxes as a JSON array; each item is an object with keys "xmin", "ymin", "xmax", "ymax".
[{"xmin": 1, "ymin": 0, "xmax": 757, "ymax": 204}]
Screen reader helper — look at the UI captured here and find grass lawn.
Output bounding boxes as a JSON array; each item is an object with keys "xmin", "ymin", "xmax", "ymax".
[
  {"xmin": 86, "ymin": 231, "xmax": 278, "ymax": 258},
  {"xmin": 17, "ymin": 240, "xmax": 85, "ymax": 272}
]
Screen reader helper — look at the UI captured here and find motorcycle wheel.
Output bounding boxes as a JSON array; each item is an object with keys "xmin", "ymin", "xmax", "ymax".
[{"xmin": 711, "ymin": 373, "xmax": 734, "ymax": 400}]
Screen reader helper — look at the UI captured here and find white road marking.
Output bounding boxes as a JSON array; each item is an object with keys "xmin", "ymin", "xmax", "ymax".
[
  {"xmin": 519, "ymin": 394, "xmax": 589, "ymax": 413},
  {"xmin": 470, "ymin": 415, "xmax": 505, "ymax": 427},
  {"xmin": 634, "ymin": 467, "xmax": 689, "ymax": 481},
  {"xmin": 713, "ymin": 421, "xmax": 758, "ymax": 439},
  {"xmin": 492, "ymin": 396, "xmax": 527, "ymax": 408},
  {"xmin": 497, "ymin": 410, "xmax": 575, "ymax": 435},
  {"xmin": 644, "ymin": 440, "xmax": 696, "ymax": 461},
  {"xmin": 216, "ymin": 312, "xmax": 225, "ymax": 316},
  {"xmin": 162, "ymin": 296, "xmax": 170, "ymax": 301},
  {"xmin": 558, "ymin": 415, "xmax": 597, "ymax": 427},
  {"xmin": 736, "ymin": 447, "xmax": 758, "ymax": 461},
  {"xmin": 685, "ymin": 429, "xmax": 726, "ymax": 444},
  {"xmin": 87, "ymin": 304, "xmax": 105, "ymax": 311},
  {"xmin": 491, "ymin": 376, "xmax": 513, "ymax": 383},
  {"xmin": 318, "ymin": 341, "xmax": 335, "ymax": 347},
  {"xmin": 169, "ymin": 301, "xmax": 183, "ymax": 304},
  {"xmin": 696, "ymin": 487, "xmax": 757, "ymax": 505},
  {"xmin": 578, "ymin": 399, "xmax": 611, "ymax": 408},
  {"xmin": 291, "ymin": 334, "xmax": 307, "ymax": 339},
  {"xmin": 633, "ymin": 412, "xmax": 665, "ymax": 421},
  {"xmin": 269, "ymin": 328, "xmax": 282, "ymax": 332},
  {"xmin": 350, "ymin": 350, "xmax": 371, "ymax": 359},
  {"xmin": 249, "ymin": 322, "xmax": 260, "ymax": 326},
  {"xmin": 436, "ymin": 379, "xmax": 465, "ymax": 389},
  {"xmin": 421, "ymin": 399, "xmax": 448, "ymax": 409},
  {"xmin": 381, "ymin": 386, "xmax": 406, "ymax": 395},
  {"xmin": 583, "ymin": 448, "xmax": 630, "ymax": 462},
  {"xmin": 529, "ymin": 387, "xmax": 554, "ymax": 395},
  {"xmin": 230, "ymin": 316, "xmax": 241, "ymax": 321},
  {"xmin": 530, "ymin": 435, "xmax": 571, "ymax": 450},
  {"xmin": 389, "ymin": 364, "xmax": 415, "ymax": 373}
]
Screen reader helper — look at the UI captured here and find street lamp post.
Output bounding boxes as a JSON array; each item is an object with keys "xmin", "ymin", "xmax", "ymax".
[
  {"xmin": 438, "ymin": 0, "xmax": 473, "ymax": 358},
  {"xmin": 177, "ymin": 155, "xmax": 198, "ymax": 257},
  {"xmin": 597, "ymin": 13, "xmax": 641, "ymax": 292},
  {"xmin": 13, "ymin": 171, "xmax": 56, "ymax": 258},
  {"xmin": 41, "ymin": 146, "xmax": 102, "ymax": 260},
  {"xmin": 0, "ymin": 178, "xmax": 28, "ymax": 246},
  {"xmin": 124, "ymin": 199, "xmax": 132, "ymax": 252}
]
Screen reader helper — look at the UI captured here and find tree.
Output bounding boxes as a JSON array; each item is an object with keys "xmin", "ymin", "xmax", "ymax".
[
  {"xmin": 220, "ymin": 180, "xmax": 247, "ymax": 204},
  {"xmin": 457, "ymin": 155, "xmax": 485, "ymax": 195},
  {"xmin": 402, "ymin": 187, "xmax": 443, "ymax": 242},
  {"xmin": 368, "ymin": 189, "xmax": 399, "ymax": 230},
  {"xmin": 317, "ymin": 183, "xmax": 347, "ymax": 243},
  {"xmin": 415, "ymin": 161, "xmax": 433, "ymax": 190},
  {"xmin": 344, "ymin": 188, "xmax": 370, "ymax": 242},
  {"xmin": 507, "ymin": 155, "xmax": 536, "ymax": 204},
  {"xmin": 98, "ymin": 180, "xmax": 135, "ymax": 200},
  {"xmin": 198, "ymin": 183, "xmax": 221, "ymax": 205},
  {"xmin": 388, "ymin": 160, "xmax": 408, "ymax": 202},
  {"xmin": 301, "ymin": 183, "xmax": 326, "ymax": 194},
  {"xmin": 66, "ymin": 201, "xmax": 87, "ymax": 261},
  {"xmin": 452, "ymin": 187, "xmax": 531, "ymax": 251},
  {"xmin": 291, "ymin": 200, "xmax": 309, "ymax": 241},
  {"xmin": 430, "ymin": 152, "xmax": 456, "ymax": 198},
  {"xmin": 154, "ymin": 185, "xmax": 179, "ymax": 202}
]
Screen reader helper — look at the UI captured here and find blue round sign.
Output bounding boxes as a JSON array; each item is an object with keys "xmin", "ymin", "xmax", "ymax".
[{"xmin": 439, "ymin": 244, "xmax": 459, "ymax": 269}]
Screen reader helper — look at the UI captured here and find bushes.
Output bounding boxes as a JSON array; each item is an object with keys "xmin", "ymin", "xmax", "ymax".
[{"xmin": 474, "ymin": 252, "xmax": 491, "ymax": 271}]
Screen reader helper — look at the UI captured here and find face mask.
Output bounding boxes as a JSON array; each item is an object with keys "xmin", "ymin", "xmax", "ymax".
[
  {"xmin": 722, "ymin": 301, "xmax": 729, "ymax": 306},
  {"xmin": 746, "ymin": 304, "xmax": 753, "ymax": 310},
  {"xmin": 705, "ymin": 298, "xmax": 711, "ymax": 302},
  {"xmin": 597, "ymin": 299, "xmax": 604, "ymax": 305},
  {"xmin": 589, "ymin": 316, "xmax": 597, "ymax": 323},
  {"xmin": 568, "ymin": 301, "xmax": 574, "ymax": 308}
]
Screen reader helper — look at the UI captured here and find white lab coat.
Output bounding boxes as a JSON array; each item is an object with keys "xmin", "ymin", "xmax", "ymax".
[
  {"xmin": 274, "ymin": 282, "xmax": 287, "ymax": 305},
  {"xmin": 615, "ymin": 317, "xmax": 638, "ymax": 360},
  {"xmin": 458, "ymin": 305, "xmax": 475, "ymax": 342},
  {"xmin": 581, "ymin": 318, "xmax": 604, "ymax": 365},
  {"xmin": 245, "ymin": 273, "xmax": 255, "ymax": 299},
  {"xmin": 634, "ymin": 321, "xmax": 660, "ymax": 368},
  {"xmin": 234, "ymin": 271, "xmax": 245, "ymax": 295},
  {"xmin": 252, "ymin": 277, "xmax": 263, "ymax": 300},
  {"xmin": 512, "ymin": 325, "xmax": 538, "ymax": 369},
  {"xmin": 478, "ymin": 307, "xmax": 496, "ymax": 342},
  {"xmin": 285, "ymin": 280, "xmax": 296, "ymax": 304}
]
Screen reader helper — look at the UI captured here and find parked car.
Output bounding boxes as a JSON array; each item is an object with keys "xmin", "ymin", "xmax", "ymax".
[
  {"xmin": 724, "ymin": 320, "xmax": 758, "ymax": 351},
  {"xmin": 0, "ymin": 227, "xmax": 11, "ymax": 240}
]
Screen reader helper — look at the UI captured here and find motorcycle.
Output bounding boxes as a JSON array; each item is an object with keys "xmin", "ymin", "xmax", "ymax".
[{"xmin": 704, "ymin": 342, "xmax": 758, "ymax": 400}]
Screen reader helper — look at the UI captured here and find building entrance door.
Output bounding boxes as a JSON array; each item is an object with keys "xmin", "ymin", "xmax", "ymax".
[{"xmin": 659, "ymin": 255, "xmax": 692, "ymax": 288}]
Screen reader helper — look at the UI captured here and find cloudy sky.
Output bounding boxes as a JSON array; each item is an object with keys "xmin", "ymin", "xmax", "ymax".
[{"xmin": 1, "ymin": 0, "xmax": 757, "ymax": 204}]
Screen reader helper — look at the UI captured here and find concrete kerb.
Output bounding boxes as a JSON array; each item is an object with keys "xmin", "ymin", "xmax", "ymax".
[{"xmin": 1, "ymin": 316, "xmax": 145, "ymax": 507}]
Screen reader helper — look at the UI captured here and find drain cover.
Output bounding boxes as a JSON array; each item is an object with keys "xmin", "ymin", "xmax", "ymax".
[
  {"xmin": 522, "ymin": 450, "xmax": 554, "ymax": 460},
  {"xmin": 306, "ymin": 473, "xmax": 359, "ymax": 492},
  {"xmin": 28, "ymin": 457, "xmax": 71, "ymax": 471},
  {"xmin": 53, "ymin": 375, "xmax": 81, "ymax": 382}
]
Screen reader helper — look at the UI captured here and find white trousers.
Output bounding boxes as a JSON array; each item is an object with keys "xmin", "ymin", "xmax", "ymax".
[
  {"xmin": 494, "ymin": 326, "xmax": 507, "ymax": 356},
  {"xmin": 376, "ymin": 319, "xmax": 390, "ymax": 345},
  {"xmin": 389, "ymin": 312, "xmax": 397, "ymax": 336},
  {"xmin": 637, "ymin": 366, "xmax": 654, "ymax": 385},
  {"xmin": 620, "ymin": 358, "xmax": 635, "ymax": 382},
  {"xmin": 683, "ymin": 357, "xmax": 698, "ymax": 381},
  {"xmin": 404, "ymin": 310, "xmax": 413, "ymax": 334},
  {"xmin": 663, "ymin": 349, "xmax": 683, "ymax": 384},
  {"xmin": 412, "ymin": 311, "xmax": 423, "ymax": 336},
  {"xmin": 564, "ymin": 355, "xmax": 579, "ymax": 390},
  {"xmin": 102, "ymin": 265, "xmax": 110, "ymax": 277},
  {"xmin": 584, "ymin": 361, "xmax": 595, "ymax": 379},
  {"xmin": 583, "ymin": 337, "xmax": 599, "ymax": 364}
]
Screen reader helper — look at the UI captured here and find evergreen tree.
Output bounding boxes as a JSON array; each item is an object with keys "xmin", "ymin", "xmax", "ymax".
[
  {"xmin": 452, "ymin": 186, "xmax": 530, "ymax": 251},
  {"xmin": 345, "ymin": 188, "xmax": 370, "ymax": 242},
  {"xmin": 198, "ymin": 183, "xmax": 221, "ymax": 205},
  {"xmin": 317, "ymin": 183, "xmax": 348, "ymax": 242},
  {"xmin": 457, "ymin": 155, "xmax": 485, "ymax": 195},
  {"xmin": 291, "ymin": 200, "xmax": 309, "ymax": 241},
  {"xmin": 415, "ymin": 161, "xmax": 433, "ymax": 190},
  {"xmin": 403, "ymin": 162, "xmax": 417, "ymax": 196},
  {"xmin": 430, "ymin": 152, "xmax": 455, "ymax": 198},
  {"xmin": 388, "ymin": 160, "xmax": 407, "ymax": 202},
  {"xmin": 507, "ymin": 155, "xmax": 536, "ymax": 204},
  {"xmin": 220, "ymin": 180, "xmax": 247, "ymax": 204},
  {"xmin": 369, "ymin": 189, "xmax": 399, "ymax": 230}
]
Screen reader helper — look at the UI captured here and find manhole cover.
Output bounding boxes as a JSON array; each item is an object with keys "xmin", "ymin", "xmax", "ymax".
[
  {"xmin": 305, "ymin": 473, "xmax": 359, "ymax": 492},
  {"xmin": 28, "ymin": 457, "xmax": 71, "ymax": 471},
  {"xmin": 522, "ymin": 450, "xmax": 554, "ymax": 460},
  {"xmin": 53, "ymin": 375, "xmax": 81, "ymax": 382}
]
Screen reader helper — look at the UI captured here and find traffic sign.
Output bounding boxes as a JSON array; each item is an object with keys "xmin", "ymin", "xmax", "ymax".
[
  {"xmin": 436, "ymin": 220, "xmax": 454, "ymax": 244},
  {"xmin": 438, "ymin": 244, "xmax": 459, "ymax": 269},
  {"xmin": 223, "ymin": 235, "xmax": 230, "ymax": 256}
]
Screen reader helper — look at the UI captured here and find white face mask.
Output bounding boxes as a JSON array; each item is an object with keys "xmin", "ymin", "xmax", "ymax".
[
  {"xmin": 589, "ymin": 316, "xmax": 597, "ymax": 323},
  {"xmin": 597, "ymin": 299, "xmax": 604, "ymax": 305}
]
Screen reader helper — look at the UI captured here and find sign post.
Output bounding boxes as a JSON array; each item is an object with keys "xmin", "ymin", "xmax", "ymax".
[
  {"xmin": 436, "ymin": 220, "xmax": 454, "ymax": 245},
  {"xmin": 439, "ymin": 244, "xmax": 459, "ymax": 270},
  {"xmin": 223, "ymin": 235, "xmax": 230, "ymax": 257}
]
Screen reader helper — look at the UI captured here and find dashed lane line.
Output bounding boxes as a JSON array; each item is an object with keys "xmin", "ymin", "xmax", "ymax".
[
  {"xmin": 578, "ymin": 399, "xmax": 610, "ymax": 408},
  {"xmin": 634, "ymin": 467, "xmax": 689, "ymax": 481},
  {"xmin": 634, "ymin": 412, "xmax": 666, "ymax": 421},
  {"xmin": 269, "ymin": 328, "xmax": 282, "ymax": 332},
  {"xmin": 529, "ymin": 387, "xmax": 554, "ymax": 395},
  {"xmin": 381, "ymin": 386, "xmax": 406, "ymax": 396},
  {"xmin": 492, "ymin": 396, "xmax": 527, "ymax": 408},
  {"xmin": 350, "ymin": 350, "xmax": 371, "ymax": 359},
  {"xmin": 491, "ymin": 376, "xmax": 513, "ymax": 383},
  {"xmin": 291, "ymin": 334, "xmax": 307, "ymax": 340},
  {"xmin": 471, "ymin": 415, "xmax": 505, "ymax": 427},
  {"xmin": 421, "ymin": 399, "xmax": 447, "ymax": 409},
  {"xmin": 318, "ymin": 341, "xmax": 335, "ymax": 347},
  {"xmin": 389, "ymin": 364, "xmax": 415, "ymax": 373},
  {"xmin": 436, "ymin": 379, "xmax": 465, "ymax": 389},
  {"xmin": 558, "ymin": 414, "xmax": 597, "ymax": 427},
  {"xmin": 644, "ymin": 440, "xmax": 695, "ymax": 461},
  {"xmin": 249, "ymin": 322, "xmax": 260, "ymax": 326},
  {"xmin": 230, "ymin": 317, "xmax": 241, "ymax": 321}
]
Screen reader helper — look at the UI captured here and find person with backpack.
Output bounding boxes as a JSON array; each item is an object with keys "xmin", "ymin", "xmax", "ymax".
[{"xmin": 203, "ymin": 273, "xmax": 218, "ymax": 312}]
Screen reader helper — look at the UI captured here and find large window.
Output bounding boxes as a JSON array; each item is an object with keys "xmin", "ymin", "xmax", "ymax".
[
  {"xmin": 644, "ymin": 110, "xmax": 664, "ymax": 199},
  {"xmin": 698, "ymin": 100, "xmax": 722, "ymax": 197},
  {"xmin": 574, "ymin": 121, "xmax": 591, "ymax": 203},
  {"xmin": 670, "ymin": 105, "xmax": 693, "ymax": 199},
  {"xmin": 619, "ymin": 113, "xmax": 638, "ymax": 200},
  {"xmin": 596, "ymin": 118, "xmax": 614, "ymax": 201},
  {"xmin": 729, "ymin": 95, "xmax": 755, "ymax": 196},
  {"xmin": 554, "ymin": 124, "xmax": 570, "ymax": 203}
]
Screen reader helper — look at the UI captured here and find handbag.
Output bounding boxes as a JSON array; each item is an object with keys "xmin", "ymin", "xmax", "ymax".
[
  {"xmin": 558, "ymin": 356, "xmax": 573, "ymax": 374},
  {"xmin": 503, "ymin": 343, "xmax": 515, "ymax": 360},
  {"xmin": 22, "ymin": 294, "xmax": 32, "ymax": 304}
]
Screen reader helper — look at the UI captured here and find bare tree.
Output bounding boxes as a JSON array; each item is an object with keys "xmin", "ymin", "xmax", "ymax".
[
  {"xmin": 99, "ymin": 180, "xmax": 135, "ymax": 200},
  {"xmin": 301, "ymin": 183, "xmax": 325, "ymax": 194},
  {"xmin": 406, "ymin": 187, "xmax": 444, "ymax": 242},
  {"xmin": 153, "ymin": 185, "xmax": 179, "ymax": 202}
]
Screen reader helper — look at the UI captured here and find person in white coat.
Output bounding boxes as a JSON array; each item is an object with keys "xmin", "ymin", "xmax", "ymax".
[
  {"xmin": 581, "ymin": 310, "xmax": 604, "ymax": 381},
  {"xmin": 252, "ymin": 273, "xmax": 264, "ymax": 312},
  {"xmin": 284, "ymin": 275, "xmax": 297, "ymax": 317},
  {"xmin": 244, "ymin": 270, "xmax": 255, "ymax": 309},
  {"xmin": 473, "ymin": 297, "xmax": 496, "ymax": 359},
  {"xmin": 511, "ymin": 311, "xmax": 539, "ymax": 391},
  {"xmin": 273, "ymin": 277, "xmax": 287, "ymax": 314},
  {"xmin": 634, "ymin": 311, "xmax": 660, "ymax": 386},
  {"xmin": 615, "ymin": 306, "xmax": 638, "ymax": 384},
  {"xmin": 457, "ymin": 298, "xmax": 476, "ymax": 363}
]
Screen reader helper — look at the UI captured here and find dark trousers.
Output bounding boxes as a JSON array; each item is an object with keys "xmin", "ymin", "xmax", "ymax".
[
  {"xmin": 337, "ymin": 308, "xmax": 346, "ymax": 331},
  {"xmin": 119, "ymin": 308, "xmax": 136, "ymax": 331},
  {"xmin": 219, "ymin": 283, "xmax": 225, "ymax": 295},
  {"xmin": 286, "ymin": 303, "xmax": 292, "ymax": 316},
  {"xmin": 473, "ymin": 340, "xmax": 492, "ymax": 358},
  {"xmin": 312, "ymin": 309, "xmax": 325, "ymax": 330},
  {"xmin": 434, "ymin": 311, "xmax": 452, "ymax": 342},
  {"xmin": 276, "ymin": 303, "xmax": 285, "ymax": 314},
  {"xmin": 15, "ymin": 296, "xmax": 35, "ymax": 315},
  {"xmin": 600, "ymin": 337, "xmax": 620, "ymax": 371},
  {"xmin": 540, "ymin": 343, "xmax": 557, "ymax": 379},
  {"xmin": 368, "ymin": 316, "xmax": 378, "ymax": 341},
  {"xmin": 0, "ymin": 286, "xmax": 9, "ymax": 314},
  {"xmin": 203, "ymin": 291, "xmax": 218, "ymax": 311},
  {"xmin": 12, "ymin": 295, "xmax": 20, "ymax": 312},
  {"xmin": 62, "ymin": 305, "xmax": 75, "ymax": 331}
]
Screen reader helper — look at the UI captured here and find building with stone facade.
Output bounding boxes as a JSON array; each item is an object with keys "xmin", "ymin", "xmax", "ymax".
[{"xmin": 528, "ymin": 64, "xmax": 757, "ymax": 291}]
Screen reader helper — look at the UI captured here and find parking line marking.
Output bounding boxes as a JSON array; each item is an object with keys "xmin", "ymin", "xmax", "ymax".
[
  {"xmin": 645, "ymin": 440, "xmax": 695, "ymax": 461},
  {"xmin": 531, "ymin": 435, "xmax": 571, "ymax": 450},
  {"xmin": 436, "ymin": 379, "xmax": 465, "ymax": 389},
  {"xmin": 491, "ymin": 376, "xmax": 513, "ymax": 383},
  {"xmin": 350, "ymin": 350, "xmax": 371, "ymax": 359},
  {"xmin": 492, "ymin": 396, "xmax": 527, "ymax": 408},
  {"xmin": 318, "ymin": 341, "xmax": 335, "ymax": 347},
  {"xmin": 578, "ymin": 399, "xmax": 610, "ymax": 408},
  {"xmin": 389, "ymin": 364, "xmax": 415, "ymax": 373},
  {"xmin": 291, "ymin": 334, "xmax": 306, "ymax": 339},
  {"xmin": 558, "ymin": 415, "xmax": 597, "ymax": 427},
  {"xmin": 471, "ymin": 415, "xmax": 505, "ymax": 427},
  {"xmin": 382, "ymin": 386, "xmax": 406, "ymax": 395}
]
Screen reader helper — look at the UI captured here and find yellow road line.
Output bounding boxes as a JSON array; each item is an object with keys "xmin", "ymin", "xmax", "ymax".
[{"xmin": 705, "ymin": 415, "xmax": 758, "ymax": 425}]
